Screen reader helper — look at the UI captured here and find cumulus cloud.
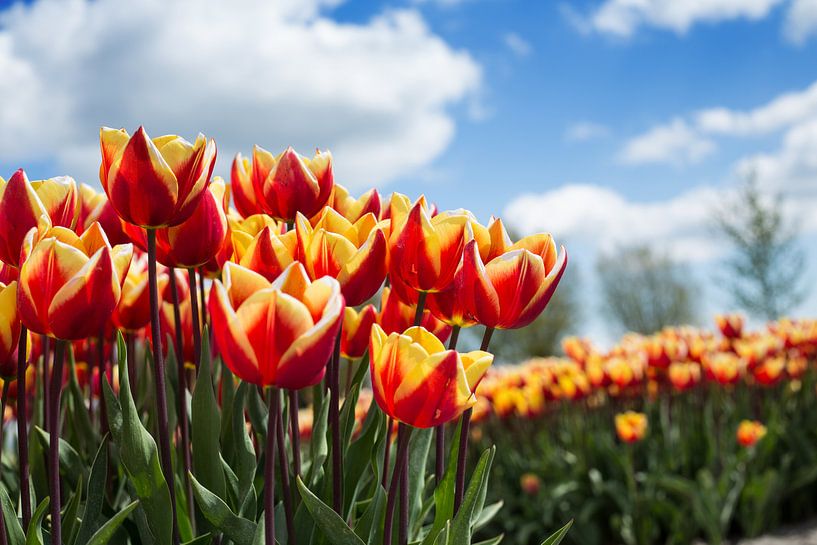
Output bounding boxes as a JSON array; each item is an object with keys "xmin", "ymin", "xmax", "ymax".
[
  {"xmin": 784, "ymin": 0, "xmax": 817, "ymax": 44},
  {"xmin": 0, "ymin": 0, "xmax": 481, "ymax": 189},
  {"xmin": 574, "ymin": 0, "xmax": 785, "ymax": 37},
  {"xmin": 618, "ymin": 118, "xmax": 715, "ymax": 165},
  {"xmin": 504, "ymin": 183, "xmax": 725, "ymax": 262},
  {"xmin": 564, "ymin": 121, "xmax": 610, "ymax": 142}
]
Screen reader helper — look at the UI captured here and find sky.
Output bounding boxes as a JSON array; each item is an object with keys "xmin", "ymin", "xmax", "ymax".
[{"xmin": 2, "ymin": 0, "xmax": 817, "ymax": 341}]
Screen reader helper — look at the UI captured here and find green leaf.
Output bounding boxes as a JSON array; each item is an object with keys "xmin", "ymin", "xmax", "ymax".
[
  {"xmin": 183, "ymin": 534, "xmax": 213, "ymax": 545},
  {"xmin": 296, "ymin": 477, "xmax": 365, "ymax": 545},
  {"xmin": 192, "ymin": 329, "xmax": 226, "ymax": 500},
  {"xmin": 408, "ymin": 427, "xmax": 434, "ymax": 536},
  {"xmin": 190, "ymin": 472, "xmax": 257, "ymax": 545},
  {"xmin": 450, "ymin": 447, "xmax": 495, "ymax": 545},
  {"xmin": 343, "ymin": 404, "xmax": 383, "ymax": 515},
  {"xmin": 306, "ymin": 390, "xmax": 331, "ymax": 487},
  {"xmin": 228, "ymin": 382, "xmax": 257, "ymax": 508},
  {"xmin": 104, "ymin": 331, "xmax": 173, "ymax": 545},
  {"xmin": 473, "ymin": 535, "xmax": 504, "ymax": 545},
  {"xmin": 422, "ymin": 421, "xmax": 462, "ymax": 545},
  {"xmin": 65, "ymin": 346, "xmax": 98, "ymax": 456},
  {"xmin": 353, "ymin": 484, "xmax": 386, "ymax": 544},
  {"xmin": 33, "ymin": 427, "xmax": 85, "ymax": 488},
  {"xmin": 1, "ymin": 486, "xmax": 25, "ymax": 545},
  {"xmin": 86, "ymin": 500, "xmax": 140, "ymax": 545},
  {"xmin": 539, "ymin": 520, "xmax": 573, "ymax": 545},
  {"xmin": 25, "ymin": 497, "xmax": 50, "ymax": 545},
  {"xmin": 74, "ymin": 439, "xmax": 110, "ymax": 545},
  {"xmin": 62, "ymin": 477, "xmax": 83, "ymax": 545}
]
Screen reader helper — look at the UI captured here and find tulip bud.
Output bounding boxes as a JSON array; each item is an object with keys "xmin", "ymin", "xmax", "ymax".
[
  {"xmin": 0, "ymin": 281, "xmax": 21, "ymax": 379},
  {"xmin": 341, "ymin": 305, "xmax": 377, "ymax": 359},
  {"xmin": 737, "ymin": 420, "xmax": 766, "ymax": 447},
  {"xmin": 615, "ymin": 411, "xmax": 648, "ymax": 443}
]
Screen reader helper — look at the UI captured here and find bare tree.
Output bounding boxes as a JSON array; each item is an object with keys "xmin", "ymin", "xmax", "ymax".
[
  {"xmin": 715, "ymin": 178, "xmax": 807, "ymax": 320},
  {"xmin": 597, "ymin": 245, "xmax": 697, "ymax": 335}
]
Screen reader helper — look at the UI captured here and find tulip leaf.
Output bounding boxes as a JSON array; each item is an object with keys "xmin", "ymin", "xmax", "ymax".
[
  {"xmin": 1, "ymin": 485, "xmax": 25, "ymax": 545},
  {"xmin": 219, "ymin": 359, "xmax": 236, "ymax": 445},
  {"xmin": 422, "ymin": 420, "xmax": 463, "ymax": 545},
  {"xmin": 228, "ymin": 382, "xmax": 257, "ymax": 508},
  {"xmin": 190, "ymin": 472, "xmax": 257, "ymax": 545},
  {"xmin": 539, "ymin": 520, "xmax": 573, "ymax": 545},
  {"xmin": 74, "ymin": 438, "xmax": 110, "ymax": 545},
  {"xmin": 25, "ymin": 497, "xmax": 49, "ymax": 545},
  {"xmin": 296, "ymin": 477, "xmax": 366, "ymax": 545},
  {"xmin": 409, "ymin": 427, "xmax": 434, "ymax": 535},
  {"xmin": 339, "ymin": 354, "xmax": 369, "ymax": 452},
  {"xmin": 473, "ymin": 536, "xmax": 504, "ymax": 545},
  {"xmin": 450, "ymin": 447, "xmax": 495, "ymax": 545},
  {"xmin": 104, "ymin": 331, "xmax": 174, "ymax": 545},
  {"xmin": 192, "ymin": 328, "xmax": 226, "ymax": 500},
  {"xmin": 247, "ymin": 383, "xmax": 268, "ymax": 439},
  {"xmin": 343, "ymin": 404, "xmax": 383, "ymax": 515},
  {"xmin": 183, "ymin": 535, "xmax": 213, "ymax": 545},
  {"xmin": 65, "ymin": 346, "xmax": 98, "ymax": 456},
  {"xmin": 307, "ymin": 390, "xmax": 331, "ymax": 487},
  {"xmin": 61, "ymin": 477, "xmax": 83, "ymax": 545},
  {"xmin": 353, "ymin": 484, "xmax": 386, "ymax": 544},
  {"xmin": 33, "ymin": 426, "xmax": 85, "ymax": 489},
  {"xmin": 85, "ymin": 500, "xmax": 140, "ymax": 545}
]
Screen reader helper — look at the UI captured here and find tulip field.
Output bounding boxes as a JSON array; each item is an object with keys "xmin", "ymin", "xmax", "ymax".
[{"xmin": 0, "ymin": 126, "xmax": 812, "ymax": 545}]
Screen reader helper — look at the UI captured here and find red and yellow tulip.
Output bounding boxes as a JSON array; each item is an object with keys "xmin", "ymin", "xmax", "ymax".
[
  {"xmin": 99, "ymin": 126, "xmax": 216, "ymax": 228},
  {"xmin": 209, "ymin": 261, "xmax": 343, "ymax": 389},
  {"xmin": 341, "ymin": 304, "xmax": 377, "ymax": 360},
  {"xmin": 0, "ymin": 281, "xmax": 21, "ymax": 378},
  {"xmin": 369, "ymin": 323, "xmax": 493, "ymax": 428},
  {"xmin": 615, "ymin": 411, "xmax": 648, "ymax": 443},
  {"xmin": 737, "ymin": 420, "xmax": 766, "ymax": 447}
]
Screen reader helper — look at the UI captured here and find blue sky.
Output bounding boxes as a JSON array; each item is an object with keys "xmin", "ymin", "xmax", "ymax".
[{"xmin": 2, "ymin": 0, "xmax": 817, "ymax": 340}]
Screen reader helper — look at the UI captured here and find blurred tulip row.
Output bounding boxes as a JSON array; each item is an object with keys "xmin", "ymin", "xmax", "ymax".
[
  {"xmin": 471, "ymin": 314, "xmax": 817, "ymax": 545},
  {"xmin": 0, "ymin": 127, "xmax": 570, "ymax": 545}
]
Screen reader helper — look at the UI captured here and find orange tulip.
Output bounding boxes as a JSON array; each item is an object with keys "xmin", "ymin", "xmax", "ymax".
[
  {"xmin": 209, "ymin": 261, "xmax": 343, "ymax": 389},
  {"xmin": 230, "ymin": 152, "xmax": 263, "ymax": 218},
  {"xmin": 668, "ymin": 362, "xmax": 701, "ymax": 392},
  {"xmin": 752, "ymin": 356, "xmax": 785, "ymax": 386},
  {"xmin": 112, "ymin": 252, "xmax": 166, "ymax": 332},
  {"xmin": 704, "ymin": 352, "xmax": 743, "ymax": 385},
  {"xmin": 377, "ymin": 286, "xmax": 451, "ymax": 343},
  {"xmin": 0, "ymin": 281, "xmax": 21, "ymax": 379},
  {"xmin": 716, "ymin": 313, "xmax": 744, "ymax": 339},
  {"xmin": 99, "ymin": 126, "xmax": 216, "ymax": 228},
  {"xmin": 0, "ymin": 170, "xmax": 78, "ymax": 267},
  {"xmin": 464, "ymin": 229, "xmax": 567, "ymax": 330},
  {"xmin": 327, "ymin": 184, "xmax": 382, "ymax": 223},
  {"xmin": 252, "ymin": 146, "xmax": 334, "ymax": 222},
  {"xmin": 341, "ymin": 305, "xmax": 377, "ymax": 359},
  {"xmin": 18, "ymin": 223, "xmax": 132, "ymax": 340},
  {"xmin": 232, "ymin": 221, "xmax": 297, "ymax": 282},
  {"xmin": 736, "ymin": 420, "xmax": 766, "ymax": 447},
  {"xmin": 615, "ymin": 411, "xmax": 648, "ymax": 443},
  {"xmin": 369, "ymin": 323, "xmax": 493, "ymax": 428},
  {"xmin": 295, "ymin": 208, "xmax": 387, "ymax": 306},
  {"xmin": 79, "ymin": 189, "xmax": 130, "ymax": 246},
  {"xmin": 388, "ymin": 201, "xmax": 472, "ymax": 294}
]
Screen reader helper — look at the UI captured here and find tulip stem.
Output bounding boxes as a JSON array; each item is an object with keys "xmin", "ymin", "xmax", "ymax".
[
  {"xmin": 264, "ymin": 387, "xmax": 278, "ymax": 545},
  {"xmin": 96, "ymin": 330, "xmax": 109, "ymax": 437},
  {"xmin": 42, "ymin": 335, "xmax": 50, "ymax": 433},
  {"xmin": 126, "ymin": 332, "xmax": 137, "ymax": 398},
  {"xmin": 413, "ymin": 292, "xmax": 427, "ymax": 326},
  {"xmin": 188, "ymin": 268, "xmax": 202, "ymax": 368},
  {"xmin": 288, "ymin": 389, "xmax": 302, "ymax": 477},
  {"xmin": 330, "ymin": 328, "xmax": 343, "ymax": 513},
  {"xmin": 381, "ymin": 417, "xmax": 393, "ymax": 488},
  {"xmin": 274, "ymin": 390, "xmax": 297, "ymax": 545},
  {"xmin": 384, "ymin": 423, "xmax": 411, "ymax": 545},
  {"xmin": 0, "ymin": 380, "xmax": 10, "ymax": 545},
  {"xmin": 49, "ymin": 339, "xmax": 66, "ymax": 545},
  {"xmin": 169, "ymin": 267, "xmax": 196, "ymax": 534},
  {"xmin": 17, "ymin": 326, "xmax": 31, "ymax": 527},
  {"xmin": 435, "ymin": 325, "xmax": 461, "ymax": 484},
  {"xmin": 147, "ymin": 229, "xmax": 180, "ymax": 545},
  {"xmin": 454, "ymin": 326, "xmax": 494, "ymax": 513},
  {"xmin": 197, "ymin": 268, "xmax": 208, "ymax": 331}
]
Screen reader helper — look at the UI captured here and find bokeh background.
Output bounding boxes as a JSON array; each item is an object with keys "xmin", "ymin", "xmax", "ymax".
[{"xmin": 2, "ymin": 0, "xmax": 816, "ymax": 351}]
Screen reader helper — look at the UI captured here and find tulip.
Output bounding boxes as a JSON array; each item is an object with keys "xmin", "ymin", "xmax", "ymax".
[
  {"xmin": 328, "ymin": 184, "xmax": 381, "ymax": 223},
  {"xmin": 668, "ymin": 361, "xmax": 701, "ymax": 392},
  {"xmin": 716, "ymin": 313, "xmax": 744, "ymax": 339},
  {"xmin": 341, "ymin": 305, "xmax": 377, "ymax": 360},
  {"xmin": 369, "ymin": 323, "xmax": 493, "ymax": 429},
  {"xmin": 0, "ymin": 282, "xmax": 20, "ymax": 379},
  {"xmin": 465, "ymin": 230, "xmax": 567, "ymax": 330},
  {"xmin": 230, "ymin": 152, "xmax": 263, "ymax": 218},
  {"xmin": 18, "ymin": 223, "xmax": 132, "ymax": 341},
  {"xmin": 252, "ymin": 146, "xmax": 334, "ymax": 222},
  {"xmin": 209, "ymin": 261, "xmax": 343, "ymax": 389},
  {"xmin": 99, "ymin": 126, "xmax": 217, "ymax": 228},
  {"xmin": 752, "ymin": 356, "xmax": 785, "ymax": 386},
  {"xmin": 520, "ymin": 473, "xmax": 541, "ymax": 496},
  {"xmin": 615, "ymin": 411, "xmax": 648, "ymax": 443},
  {"xmin": 0, "ymin": 169, "xmax": 79, "ymax": 267},
  {"xmin": 296, "ymin": 208, "xmax": 387, "ymax": 306},
  {"xmin": 388, "ymin": 201, "xmax": 472, "ymax": 294},
  {"xmin": 112, "ymin": 252, "xmax": 159, "ymax": 333},
  {"xmin": 233, "ymin": 221, "xmax": 297, "ymax": 282},
  {"xmin": 703, "ymin": 352, "xmax": 743, "ymax": 385},
  {"xmin": 737, "ymin": 420, "xmax": 766, "ymax": 447}
]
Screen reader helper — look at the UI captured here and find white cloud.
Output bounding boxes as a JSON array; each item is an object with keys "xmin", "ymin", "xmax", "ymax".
[
  {"xmin": 784, "ymin": 0, "xmax": 817, "ymax": 44},
  {"xmin": 503, "ymin": 32, "xmax": 532, "ymax": 57},
  {"xmin": 0, "ymin": 0, "xmax": 481, "ymax": 189},
  {"xmin": 618, "ymin": 118, "xmax": 715, "ymax": 165},
  {"xmin": 564, "ymin": 121, "xmax": 610, "ymax": 142},
  {"xmin": 579, "ymin": 0, "xmax": 785, "ymax": 37},
  {"xmin": 593, "ymin": 0, "xmax": 780, "ymax": 36},
  {"xmin": 696, "ymin": 81, "xmax": 817, "ymax": 135},
  {"xmin": 504, "ymin": 183, "xmax": 725, "ymax": 262}
]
